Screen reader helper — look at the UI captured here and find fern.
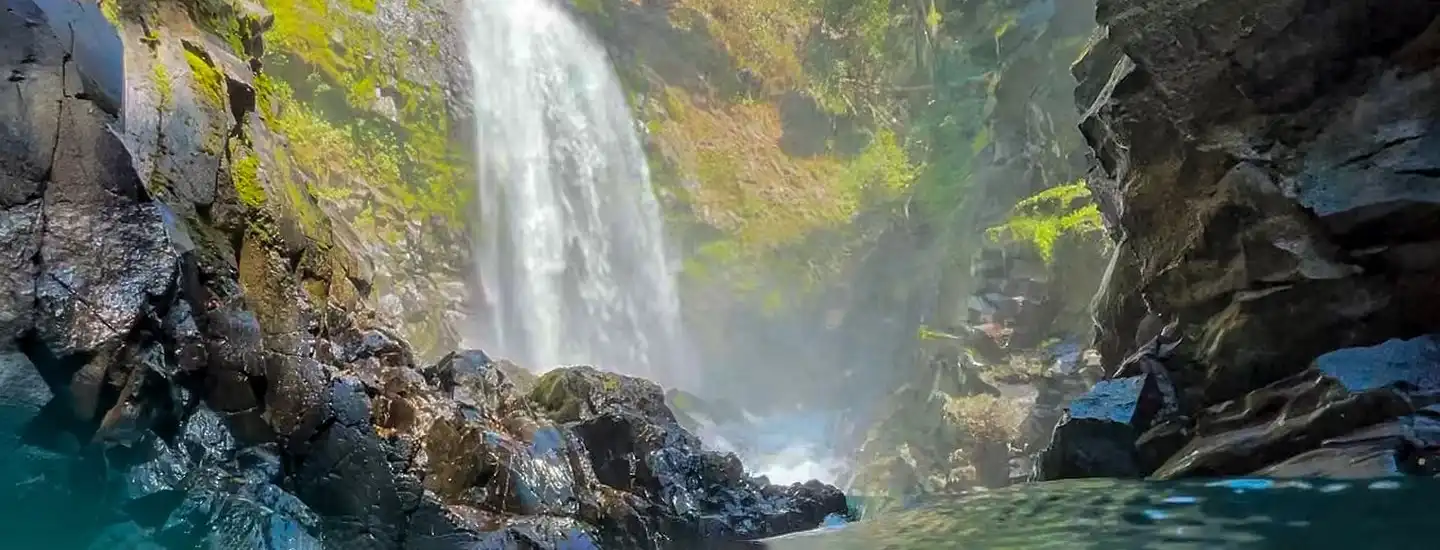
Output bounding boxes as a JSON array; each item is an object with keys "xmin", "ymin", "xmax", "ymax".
[{"xmin": 986, "ymin": 181, "xmax": 1103, "ymax": 262}]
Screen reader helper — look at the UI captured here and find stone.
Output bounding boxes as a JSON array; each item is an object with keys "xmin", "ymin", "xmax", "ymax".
[
  {"xmin": 1070, "ymin": 0, "xmax": 1440, "ymax": 486},
  {"xmin": 1256, "ymin": 410, "xmax": 1440, "ymax": 479},
  {"xmin": 531, "ymin": 366, "xmax": 677, "ymax": 425},
  {"xmin": 36, "ymin": 182, "xmax": 177, "ymax": 358},
  {"xmin": 0, "ymin": 352, "xmax": 53, "ymax": 434},
  {"xmin": 424, "ymin": 349, "xmax": 522, "ymax": 417},
  {"xmin": 1036, "ymin": 372, "xmax": 1176, "ymax": 480},
  {"xmin": 290, "ymin": 423, "xmax": 405, "ymax": 547},
  {"xmin": 1313, "ymin": 335, "xmax": 1440, "ymax": 392},
  {"xmin": 262, "ymin": 355, "xmax": 330, "ymax": 444},
  {"xmin": 0, "ymin": 203, "xmax": 41, "ymax": 347},
  {"xmin": 1151, "ymin": 368, "xmax": 1416, "ymax": 480}
]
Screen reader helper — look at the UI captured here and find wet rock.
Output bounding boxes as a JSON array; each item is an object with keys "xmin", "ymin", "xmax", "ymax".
[
  {"xmin": 406, "ymin": 498, "xmax": 600, "ymax": 550},
  {"xmin": 263, "ymin": 355, "xmax": 330, "ymax": 444},
  {"xmin": 1257, "ymin": 407, "xmax": 1440, "ymax": 479},
  {"xmin": 1037, "ymin": 370, "xmax": 1178, "ymax": 480},
  {"xmin": 531, "ymin": 366, "xmax": 676, "ymax": 425},
  {"xmin": 0, "ymin": 203, "xmax": 41, "ymax": 345},
  {"xmin": 532, "ymin": 367, "xmax": 851, "ymax": 542},
  {"xmin": 37, "ymin": 201, "xmax": 177, "ymax": 357},
  {"xmin": 156, "ymin": 455, "xmax": 325, "ymax": 550},
  {"xmin": 1313, "ymin": 335, "xmax": 1440, "ymax": 392},
  {"xmin": 290, "ymin": 423, "xmax": 404, "ymax": 547},
  {"xmin": 1069, "ymin": 0, "xmax": 1440, "ymax": 484},
  {"xmin": 1152, "ymin": 372, "xmax": 1413, "ymax": 480},
  {"xmin": 1150, "ymin": 336, "xmax": 1440, "ymax": 479},
  {"xmin": 0, "ymin": 353, "xmax": 52, "ymax": 433},
  {"xmin": 162, "ymin": 300, "xmax": 207, "ymax": 375},
  {"xmin": 424, "ymin": 349, "xmax": 526, "ymax": 417}
]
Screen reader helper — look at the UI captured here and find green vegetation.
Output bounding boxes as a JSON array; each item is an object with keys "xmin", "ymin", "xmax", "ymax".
[
  {"xmin": 153, "ymin": 62, "xmax": 174, "ymax": 109},
  {"xmin": 346, "ymin": 0, "xmax": 378, "ymax": 14},
  {"xmin": 100, "ymin": 0, "xmax": 121, "ymax": 26},
  {"xmin": 231, "ymin": 151, "xmax": 265, "ymax": 209},
  {"xmin": 184, "ymin": 50, "xmax": 227, "ymax": 109},
  {"xmin": 986, "ymin": 182, "xmax": 1104, "ymax": 262}
]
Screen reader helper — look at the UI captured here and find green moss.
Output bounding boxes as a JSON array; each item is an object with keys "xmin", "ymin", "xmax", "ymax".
[
  {"xmin": 346, "ymin": 0, "xmax": 378, "ymax": 14},
  {"xmin": 232, "ymin": 152, "xmax": 265, "ymax": 209},
  {"xmin": 100, "ymin": 0, "xmax": 121, "ymax": 26},
  {"xmin": 185, "ymin": 50, "xmax": 227, "ymax": 109},
  {"xmin": 153, "ymin": 62, "xmax": 174, "ymax": 109}
]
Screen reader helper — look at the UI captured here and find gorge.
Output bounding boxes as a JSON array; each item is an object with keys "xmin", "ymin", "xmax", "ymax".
[{"xmin": 1, "ymin": 0, "xmax": 1439, "ymax": 548}]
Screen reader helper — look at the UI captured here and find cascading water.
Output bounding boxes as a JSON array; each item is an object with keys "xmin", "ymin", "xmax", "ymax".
[{"xmin": 464, "ymin": 0, "xmax": 691, "ymax": 387}]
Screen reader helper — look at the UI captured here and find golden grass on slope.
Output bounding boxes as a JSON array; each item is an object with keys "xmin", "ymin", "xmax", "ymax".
[
  {"xmin": 666, "ymin": 0, "xmax": 815, "ymax": 90},
  {"xmin": 654, "ymin": 86, "xmax": 852, "ymax": 250}
]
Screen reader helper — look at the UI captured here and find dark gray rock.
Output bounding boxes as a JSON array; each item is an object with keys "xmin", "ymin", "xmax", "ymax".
[
  {"xmin": 1313, "ymin": 335, "xmax": 1440, "ymax": 392},
  {"xmin": 0, "ymin": 203, "xmax": 41, "ymax": 346},
  {"xmin": 532, "ymin": 367, "xmax": 852, "ymax": 543},
  {"xmin": 424, "ymin": 349, "xmax": 525, "ymax": 417},
  {"xmin": 36, "ymin": 188, "xmax": 177, "ymax": 358},
  {"xmin": 1257, "ymin": 408, "xmax": 1440, "ymax": 478},
  {"xmin": 291, "ymin": 422, "xmax": 405, "ymax": 547},
  {"xmin": 1037, "ymin": 371, "xmax": 1177, "ymax": 480},
  {"xmin": 0, "ymin": 353, "xmax": 52, "ymax": 433},
  {"xmin": 1152, "ymin": 369, "xmax": 1415, "ymax": 480}
]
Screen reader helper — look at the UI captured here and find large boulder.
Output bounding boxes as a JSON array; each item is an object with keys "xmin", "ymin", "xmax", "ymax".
[
  {"xmin": 530, "ymin": 367, "xmax": 851, "ymax": 544},
  {"xmin": 1036, "ymin": 367, "xmax": 1179, "ymax": 480}
]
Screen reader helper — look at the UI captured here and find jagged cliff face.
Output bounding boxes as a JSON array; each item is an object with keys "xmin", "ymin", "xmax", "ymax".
[
  {"xmin": 0, "ymin": 0, "xmax": 851, "ymax": 547},
  {"xmin": 1041, "ymin": 0, "xmax": 1440, "ymax": 481},
  {"xmin": 108, "ymin": 0, "xmax": 476, "ymax": 363}
]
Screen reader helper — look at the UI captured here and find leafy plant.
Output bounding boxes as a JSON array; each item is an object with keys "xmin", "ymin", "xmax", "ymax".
[{"xmin": 985, "ymin": 181, "xmax": 1103, "ymax": 262}]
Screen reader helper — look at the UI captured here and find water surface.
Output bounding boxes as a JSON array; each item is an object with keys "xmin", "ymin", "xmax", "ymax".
[{"xmin": 754, "ymin": 477, "xmax": 1436, "ymax": 549}]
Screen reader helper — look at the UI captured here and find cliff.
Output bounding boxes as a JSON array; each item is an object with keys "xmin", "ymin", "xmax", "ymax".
[
  {"xmin": 1039, "ymin": 0, "xmax": 1440, "ymax": 480},
  {"xmin": 0, "ymin": 0, "xmax": 847, "ymax": 547}
]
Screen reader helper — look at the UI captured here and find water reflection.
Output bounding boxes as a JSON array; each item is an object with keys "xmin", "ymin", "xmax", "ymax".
[{"xmin": 755, "ymin": 477, "xmax": 1438, "ymax": 549}]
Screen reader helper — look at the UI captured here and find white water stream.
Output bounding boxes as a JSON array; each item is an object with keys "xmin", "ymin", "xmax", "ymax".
[{"xmin": 465, "ymin": 0, "xmax": 691, "ymax": 388}]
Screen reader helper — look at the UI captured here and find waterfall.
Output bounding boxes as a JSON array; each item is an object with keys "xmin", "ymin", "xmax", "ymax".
[{"xmin": 464, "ymin": 0, "xmax": 691, "ymax": 387}]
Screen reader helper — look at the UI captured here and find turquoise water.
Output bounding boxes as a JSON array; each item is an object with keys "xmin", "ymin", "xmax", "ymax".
[{"xmin": 755, "ymin": 477, "xmax": 1437, "ymax": 549}]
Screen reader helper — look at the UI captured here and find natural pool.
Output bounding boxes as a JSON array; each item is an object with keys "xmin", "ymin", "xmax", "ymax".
[{"xmin": 747, "ymin": 477, "xmax": 1437, "ymax": 549}]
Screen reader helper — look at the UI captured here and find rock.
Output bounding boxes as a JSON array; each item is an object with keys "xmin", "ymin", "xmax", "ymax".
[
  {"xmin": 1151, "ymin": 335, "xmax": 1440, "ymax": 479},
  {"xmin": 262, "ymin": 355, "xmax": 330, "ymax": 444},
  {"xmin": 155, "ymin": 450, "xmax": 325, "ymax": 550},
  {"xmin": 290, "ymin": 423, "xmax": 405, "ymax": 547},
  {"xmin": 1152, "ymin": 373, "xmax": 1412, "ymax": 480},
  {"xmin": 1069, "ymin": 0, "xmax": 1440, "ymax": 485},
  {"xmin": 531, "ymin": 366, "xmax": 676, "ymax": 425},
  {"xmin": 0, "ymin": 353, "xmax": 53, "ymax": 433},
  {"xmin": 1256, "ymin": 408, "xmax": 1440, "ymax": 478},
  {"xmin": 0, "ymin": 203, "xmax": 41, "ymax": 346},
  {"xmin": 423, "ymin": 412, "xmax": 579, "ymax": 516},
  {"xmin": 424, "ymin": 349, "xmax": 529, "ymax": 418},
  {"xmin": 1037, "ymin": 371, "xmax": 1177, "ymax": 480},
  {"xmin": 532, "ymin": 367, "xmax": 851, "ymax": 542}
]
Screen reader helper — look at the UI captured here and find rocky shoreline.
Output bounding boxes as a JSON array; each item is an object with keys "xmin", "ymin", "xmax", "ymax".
[{"xmin": 0, "ymin": 1, "xmax": 847, "ymax": 548}]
